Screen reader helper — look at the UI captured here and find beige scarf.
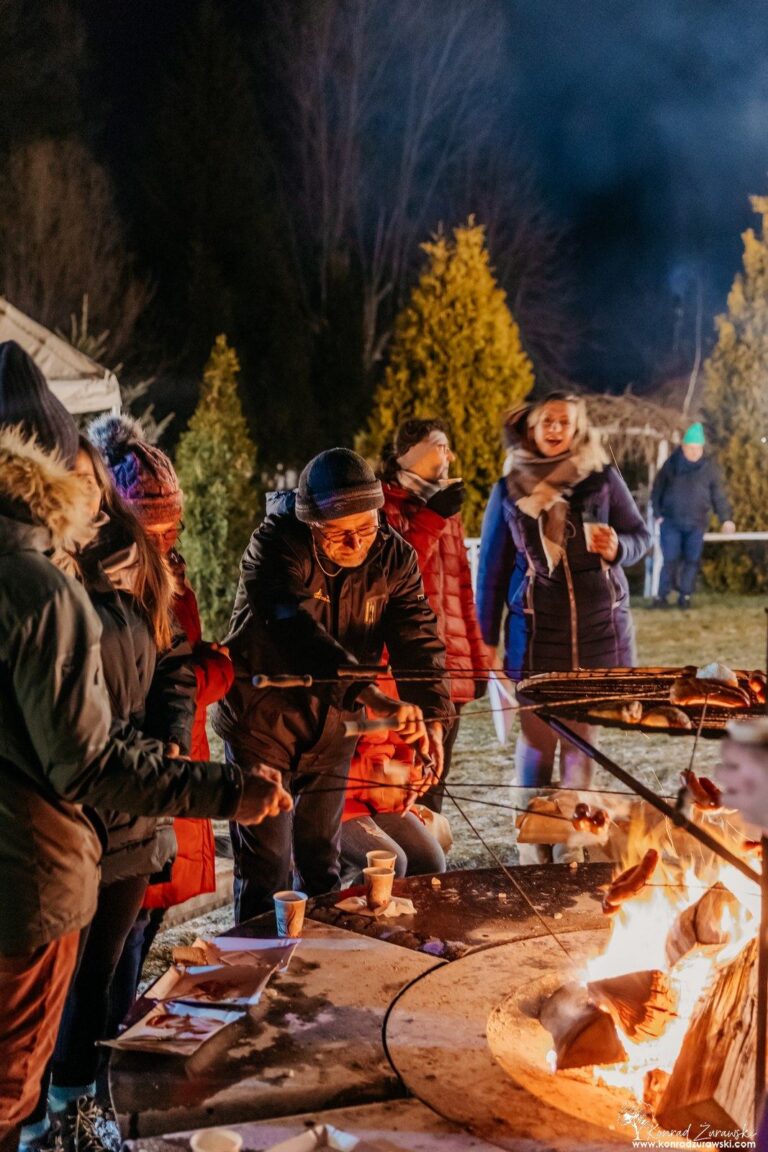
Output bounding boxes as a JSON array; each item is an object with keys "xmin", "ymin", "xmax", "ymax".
[{"xmin": 504, "ymin": 429, "xmax": 608, "ymax": 574}]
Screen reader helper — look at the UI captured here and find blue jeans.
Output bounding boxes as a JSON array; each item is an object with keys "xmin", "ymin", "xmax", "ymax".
[
  {"xmin": 515, "ymin": 693, "xmax": 595, "ymax": 788},
  {"xmin": 658, "ymin": 522, "xmax": 705, "ymax": 598},
  {"xmin": 339, "ymin": 812, "xmax": 446, "ymax": 887},
  {"xmin": 227, "ymin": 733, "xmax": 357, "ymax": 923}
]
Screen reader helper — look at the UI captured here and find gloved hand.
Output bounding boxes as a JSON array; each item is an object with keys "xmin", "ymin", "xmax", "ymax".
[{"xmin": 426, "ymin": 481, "xmax": 465, "ymax": 519}]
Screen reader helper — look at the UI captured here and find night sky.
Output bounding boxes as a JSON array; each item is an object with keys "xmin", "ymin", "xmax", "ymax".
[{"xmin": 73, "ymin": 1, "xmax": 768, "ymax": 401}]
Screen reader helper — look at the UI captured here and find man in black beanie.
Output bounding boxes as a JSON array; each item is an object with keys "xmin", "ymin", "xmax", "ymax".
[{"xmin": 215, "ymin": 447, "xmax": 453, "ymax": 920}]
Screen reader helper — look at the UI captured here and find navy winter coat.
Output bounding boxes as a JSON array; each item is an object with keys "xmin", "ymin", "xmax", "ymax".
[
  {"xmin": 651, "ymin": 448, "xmax": 731, "ymax": 531},
  {"xmin": 476, "ymin": 466, "xmax": 651, "ymax": 678}
]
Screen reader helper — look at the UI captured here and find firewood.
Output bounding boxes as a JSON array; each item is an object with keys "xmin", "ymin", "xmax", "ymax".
[
  {"xmin": 587, "ymin": 970, "xmax": 678, "ymax": 1042},
  {"xmin": 665, "ymin": 884, "xmax": 740, "ymax": 968},
  {"xmin": 656, "ymin": 938, "xmax": 757, "ymax": 1137},
  {"xmin": 515, "ymin": 798, "xmax": 572, "ymax": 844},
  {"xmin": 539, "ymin": 981, "xmax": 627, "ymax": 1070}
]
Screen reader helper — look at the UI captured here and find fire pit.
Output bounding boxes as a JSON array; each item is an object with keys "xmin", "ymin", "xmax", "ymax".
[{"xmin": 385, "ymin": 920, "xmax": 753, "ymax": 1150}]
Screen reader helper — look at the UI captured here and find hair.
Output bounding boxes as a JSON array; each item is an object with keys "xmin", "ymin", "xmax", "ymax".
[
  {"xmin": 525, "ymin": 390, "xmax": 590, "ymax": 447},
  {"xmin": 75, "ymin": 436, "xmax": 175, "ymax": 651},
  {"xmin": 379, "ymin": 417, "xmax": 449, "ymax": 482}
]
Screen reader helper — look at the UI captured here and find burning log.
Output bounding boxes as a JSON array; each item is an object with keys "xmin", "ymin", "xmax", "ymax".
[
  {"xmin": 665, "ymin": 883, "xmax": 741, "ymax": 968},
  {"xmin": 656, "ymin": 938, "xmax": 757, "ymax": 1138},
  {"xmin": 587, "ymin": 970, "xmax": 678, "ymax": 1042},
  {"xmin": 539, "ymin": 981, "xmax": 626, "ymax": 1070}
]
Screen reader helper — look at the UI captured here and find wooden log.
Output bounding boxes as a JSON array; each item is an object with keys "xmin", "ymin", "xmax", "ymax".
[
  {"xmin": 656, "ymin": 938, "xmax": 758, "ymax": 1138},
  {"xmin": 665, "ymin": 883, "xmax": 741, "ymax": 968},
  {"xmin": 516, "ymin": 797, "xmax": 572, "ymax": 844},
  {"xmin": 587, "ymin": 970, "xmax": 678, "ymax": 1042},
  {"xmin": 539, "ymin": 981, "xmax": 627, "ymax": 1070}
]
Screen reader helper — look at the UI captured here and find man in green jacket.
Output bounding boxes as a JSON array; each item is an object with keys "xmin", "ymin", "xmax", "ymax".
[{"xmin": 0, "ymin": 342, "xmax": 291, "ymax": 1152}]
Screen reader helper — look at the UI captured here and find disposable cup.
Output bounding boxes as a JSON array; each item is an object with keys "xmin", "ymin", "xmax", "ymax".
[
  {"xmin": 363, "ymin": 866, "xmax": 394, "ymax": 911},
  {"xmin": 365, "ymin": 849, "xmax": 398, "ymax": 872},
  {"xmin": 189, "ymin": 1129, "xmax": 243, "ymax": 1152},
  {"xmin": 583, "ymin": 520, "xmax": 609, "ymax": 552},
  {"xmin": 273, "ymin": 889, "xmax": 308, "ymax": 937}
]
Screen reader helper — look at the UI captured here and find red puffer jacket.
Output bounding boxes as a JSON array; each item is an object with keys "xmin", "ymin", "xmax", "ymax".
[
  {"xmin": 383, "ymin": 483, "xmax": 489, "ymax": 703},
  {"xmin": 143, "ymin": 581, "xmax": 235, "ymax": 910}
]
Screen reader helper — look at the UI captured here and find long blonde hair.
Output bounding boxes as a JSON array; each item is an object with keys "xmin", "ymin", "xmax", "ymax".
[{"xmin": 77, "ymin": 436, "xmax": 175, "ymax": 651}]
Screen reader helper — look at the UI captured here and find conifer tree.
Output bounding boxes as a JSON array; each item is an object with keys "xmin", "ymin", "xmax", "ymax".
[
  {"xmin": 175, "ymin": 335, "xmax": 259, "ymax": 636},
  {"xmin": 360, "ymin": 220, "xmax": 534, "ymax": 532},
  {"xmin": 701, "ymin": 196, "xmax": 768, "ymax": 591}
]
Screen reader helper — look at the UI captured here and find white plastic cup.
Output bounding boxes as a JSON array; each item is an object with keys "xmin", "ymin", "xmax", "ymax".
[
  {"xmin": 363, "ymin": 866, "xmax": 394, "ymax": 911},
  {"xmin": 273, "ymin": 889, "xmax": 308, "ymax": 937},
  {"xmin": 583, "ymin": 520, "xmax": 609, "ymax": 552},
  {"xmin": 365, "ymin": 849, "xmax": 397, "ymax": 872},
  {"xmin": 189, "ymin": 1129, "xmax": 243, "ymax": 1152}
]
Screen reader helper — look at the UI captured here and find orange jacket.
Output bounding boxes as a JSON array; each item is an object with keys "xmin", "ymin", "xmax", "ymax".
[{"xmin": 143, "ymin": 582, "xmax": 234, "ymax": 909}]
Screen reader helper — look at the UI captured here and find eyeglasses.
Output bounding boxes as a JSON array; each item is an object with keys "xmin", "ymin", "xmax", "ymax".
[
  {"xmin": 147, "ymin": 521, "xmax": 184, "ymax": 547},
  {"xmin": 310, "ymin": 518, "xmax": 380, "ymax": 547}
]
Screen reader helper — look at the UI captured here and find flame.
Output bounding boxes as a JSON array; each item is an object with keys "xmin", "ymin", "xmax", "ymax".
[{"xmin": 571, "ymin": 808, "xmax": 757, "ymax": 1102}]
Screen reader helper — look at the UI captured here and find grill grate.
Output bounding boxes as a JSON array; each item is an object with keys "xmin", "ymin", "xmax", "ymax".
[{"xmin": 518, "ymin": 667, "xmax": 763, "ymax": 737}]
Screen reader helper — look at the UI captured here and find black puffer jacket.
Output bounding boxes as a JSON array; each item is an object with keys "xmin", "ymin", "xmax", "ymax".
[
  {"xmin": 651, "ymin": 447, "xmax": 732, "ymax": 531},
  {"xmin": 81, "ymin": 533, "xmax": 196, "ymax": 884},
  {"xmin": 213, "ymin": 492, "xmax": 453, "ymax": 771}
]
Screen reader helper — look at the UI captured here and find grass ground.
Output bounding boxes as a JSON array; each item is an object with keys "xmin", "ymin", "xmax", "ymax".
[{"xmin": 148, "ymin": 592, "xmax": 766, "ymax": 971}]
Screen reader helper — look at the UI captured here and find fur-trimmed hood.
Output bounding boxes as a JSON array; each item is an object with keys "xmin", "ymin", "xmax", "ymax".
[{"xmin": 0, "ymin": 425, "xmax": 92, "ymax": 550}]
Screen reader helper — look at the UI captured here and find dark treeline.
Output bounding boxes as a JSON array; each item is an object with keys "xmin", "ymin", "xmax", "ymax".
[{"xmin": 0, "ymin": 0, "xmax": 573, "ymax": 467}]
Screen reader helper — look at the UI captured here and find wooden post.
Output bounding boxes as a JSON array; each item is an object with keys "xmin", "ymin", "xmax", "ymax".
[{"xmin": 657, "ymin": 939, "xmax": 757, "ymax": 1137}]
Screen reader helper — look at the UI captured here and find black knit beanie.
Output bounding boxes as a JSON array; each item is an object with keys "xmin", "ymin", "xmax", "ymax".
[
  {"xmin": 0, "ymin": 341, "xmax": 78, "ymax": 466},
  {"xmin": 295, "ymin": 448, "xmax": 384, "ymax": 522}
]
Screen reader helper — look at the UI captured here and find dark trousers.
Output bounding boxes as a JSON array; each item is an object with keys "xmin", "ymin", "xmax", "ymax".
[
  {"xmin": 227, "ymin": 734, "xmax": 357, "ymax": 923},
  {"xmin": 658, "ymin": 522, "xmax": 705, "ymax": 599},
  {"xmin": 21, "ymin": 873, "xmax": 150, "ymax": 1125},
  {"xmin": 419, "ymin": 706, "xmax": 462, "ymax": 814},
  {"xmin": 108, "ymin": 906, "xmax": 164, "ymax": 1035}
]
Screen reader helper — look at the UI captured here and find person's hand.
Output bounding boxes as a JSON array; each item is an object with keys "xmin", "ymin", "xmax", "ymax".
[
  {"xmin": 426, "ymin": 481, "xmax": 465, "ymax": 519},
  {"xmin": 236, "ymin": 766, "xmax": 292, "ymax": 824},
  {"xmin": 587, "ymin": 524, "xmax": 619, "ymax": 562},
  {"xmin": 722, "ymin": 520, "xmax": 736, "ymax": 534},
  {"xmin": 358, "ymin": 686, "xmax": 428, "ymax": 753},
  {"xmin": 474, "ymin": 676, "xmax": 489, "ymax": 700},
  {"xmin": 165, "ymin": 742, "xmax": 181, "ymax": 759},
  {"xmin": 425, "ymin": 720, "xmax": 444, "ymax": 783}
]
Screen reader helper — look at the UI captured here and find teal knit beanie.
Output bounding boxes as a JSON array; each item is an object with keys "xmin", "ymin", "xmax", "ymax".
[{"xmin": 682, "ymin": 422, "xmax": 705, "ymax": 446}]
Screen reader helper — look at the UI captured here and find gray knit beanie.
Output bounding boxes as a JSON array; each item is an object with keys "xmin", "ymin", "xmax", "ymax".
[{"xmin": 295, "ymin": 448, "xmax": 384, "ymax": 522}]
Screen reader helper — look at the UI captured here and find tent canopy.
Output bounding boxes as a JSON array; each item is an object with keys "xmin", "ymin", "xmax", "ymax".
[{"xmin": 0, "ymin": 297, "xmax": 121, "ymax": 416}]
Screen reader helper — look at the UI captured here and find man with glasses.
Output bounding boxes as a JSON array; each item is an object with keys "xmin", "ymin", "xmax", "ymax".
[{"xmin": 214, "ymin": 447, "xmax": 453, "ymax": 920}]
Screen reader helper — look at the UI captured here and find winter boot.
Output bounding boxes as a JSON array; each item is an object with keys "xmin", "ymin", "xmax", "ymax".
[
  {"xmin": 678, "ymin": 595, "xmax": 692, "ymax": 610},
  {"xmin": 18, "ymin": 1117, "xmax": 66, "ymax": 1152},
  {"xmin": 64, "ymin": 1096, "xmax": 121, "ymax": 1152}
]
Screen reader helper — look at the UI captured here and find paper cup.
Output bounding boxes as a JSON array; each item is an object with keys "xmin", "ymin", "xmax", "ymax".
[
  {"xmin": 363, "ymin": 866, "xmax": 394, "ymax": 911},
  {"xmin": 365, "ymin": 849, "xmax": 398, "ymax": 872},
  {"xmin": 189, "ymin": 1129, "xmax": 243, "ymax": 1152},
  {"xmin": 273, "ymin": 890, "xmax": 308, "ymax": 937},
  {"xmin": 583, "ymin": 520, "xmax": 608, "ymax": 551}
]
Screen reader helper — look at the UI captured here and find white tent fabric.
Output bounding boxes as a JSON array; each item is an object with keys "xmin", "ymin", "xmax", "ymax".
[{"xmin": 0, "ymin": 298, "xmax": 121, "ymax": 416}]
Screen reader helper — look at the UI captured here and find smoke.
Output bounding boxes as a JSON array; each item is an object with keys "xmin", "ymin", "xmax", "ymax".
[{"xmin": 502, "ymin": 0, "xmax": 768, "ymax": 392}]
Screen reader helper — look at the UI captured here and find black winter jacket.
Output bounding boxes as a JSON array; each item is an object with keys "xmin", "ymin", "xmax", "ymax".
[
  {"xmin": 213, "ymin": 493, "xmax": 452, "ymax": 771},
  {"xmin": 82, "ymin": 547, "xmax": 196, "ymax": 884},
  {"xmin": 651, "ymin": 448, "xmax": 732, "ymax": 531}
]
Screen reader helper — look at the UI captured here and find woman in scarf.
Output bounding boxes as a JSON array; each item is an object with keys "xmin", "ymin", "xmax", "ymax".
[{"xmin": 476, "ymin": 392, "xmax": 650, "ymax": 788}]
